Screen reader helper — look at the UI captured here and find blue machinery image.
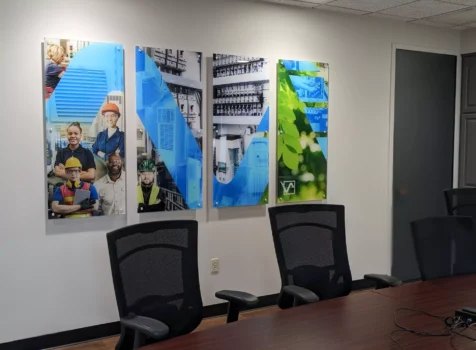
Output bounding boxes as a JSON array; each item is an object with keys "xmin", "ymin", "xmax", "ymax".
[
  {"xmin": 136, "ymin": 47, "xmax": 203, "ymax": 210},
  {"xmin": 212, "ymin": 54, "xmax": 270, "ymax": 207}
]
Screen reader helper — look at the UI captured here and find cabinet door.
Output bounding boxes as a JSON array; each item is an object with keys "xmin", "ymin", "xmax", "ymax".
[
  {"xmin": 459, "ymin": 114, "xmax": 476, "ymax": 187},
  {"xmin": 462, "ymin": 54, "xmax": 476, "ymax": 114}
]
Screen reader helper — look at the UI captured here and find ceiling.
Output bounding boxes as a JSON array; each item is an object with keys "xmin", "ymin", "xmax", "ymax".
[{"xmin": 258, "ymin": 0, "xmax": 476, "ymax": 30}]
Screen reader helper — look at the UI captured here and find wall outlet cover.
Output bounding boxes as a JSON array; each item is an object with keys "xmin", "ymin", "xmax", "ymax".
[{"xmin": 210, "ymin": 258, "xmax": 220, "ymax": 273}]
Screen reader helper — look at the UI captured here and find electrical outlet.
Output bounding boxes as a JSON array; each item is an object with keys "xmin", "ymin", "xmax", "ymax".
[{"xmin": 210, "ymin": 258, "xmax": 220, "ymax": 274}]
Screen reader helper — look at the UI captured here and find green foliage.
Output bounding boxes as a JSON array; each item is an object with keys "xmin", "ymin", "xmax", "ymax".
[
  {"xmin": 283, "ymin": 146, "xmax": 299, "ymax": 170},
  {"xmin": 276, "ymin": 60, "xmax": 328, "ymax": 203}
]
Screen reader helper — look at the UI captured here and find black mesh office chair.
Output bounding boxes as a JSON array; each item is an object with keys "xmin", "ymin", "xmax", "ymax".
[
  {"xmin": 268, "ymin": 204, "xmax": 402, "ymax": 309},
  {"xmin": 107, "ymin": 220, "xmax": 258, "ymax": 349},
  {"xmin": 411, "ymin": 216, "xmax": 476, "ymax": 281},
  {"xmin": 445, "ymin": 188, "xmax": 476, "ymax": 218}
]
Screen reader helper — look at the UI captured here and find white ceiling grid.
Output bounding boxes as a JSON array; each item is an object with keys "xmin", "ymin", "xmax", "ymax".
[{"xmin": 259, "ymin": 0, "xmax": 476, "ymax": 30}]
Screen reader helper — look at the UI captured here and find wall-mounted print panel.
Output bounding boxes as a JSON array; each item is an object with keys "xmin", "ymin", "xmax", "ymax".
[
  {"xmin": 44, "ymin": 38, "xmax": 125, "ymax": 220},
  {"xmin": 277, "ymin": 60, "xmax": 328, "ymax": 203},
  {"xmin": 136, "ymin": 47, "xmax": 203, "ymax": 212},
  {"xmin": 212, "ymin": 54, "xmax": 270, "ymax": 208}
]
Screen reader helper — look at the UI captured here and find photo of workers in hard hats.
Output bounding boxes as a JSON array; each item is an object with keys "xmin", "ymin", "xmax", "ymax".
[
  {"xmin": 51, "ymin": 157, "xmax": 99, "ymax": 219},
  {"xmin": 44, "ymin": 38, "xmax": 125, "ymax": 221},
  {"xmin": 137, "ymin": 159, "xmax": 166, "ymax": 213},
  {"xmin": 136, "ymin": 46, "xmax": 203, "ymax": 212},
  {"xmin": 92, "ymin": 103, "xmax": 125, "ymax": 161},
  {"xmin": 95, "ymin": 154, "xmax": 126, "ymax": 215}
]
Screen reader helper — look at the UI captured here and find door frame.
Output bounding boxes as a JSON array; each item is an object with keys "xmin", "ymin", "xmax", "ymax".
[{"xmin": 387, "ymin": 43, "xmax": 461, "ymax": 271}]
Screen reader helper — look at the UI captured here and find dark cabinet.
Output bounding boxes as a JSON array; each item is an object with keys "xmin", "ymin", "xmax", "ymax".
[{"xmin": 460, "ymin": 54, "xmax": 476, "ymax": 187}]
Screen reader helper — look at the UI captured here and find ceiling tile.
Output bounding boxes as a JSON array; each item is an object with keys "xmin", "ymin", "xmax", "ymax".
[
  {"xmin": 467, "ymin": 22, "xmax": 476, "ymax": 26},
  {"xmin": 412, "ymin": 18, "xmax": 454, "ymax": 26},
  {"xmin": 440, "ymin": 0, "xmax": 476, "ymax": 5},
  {"xmin": 260, "ymin": 0, "xmax": 318, "ymax": 7},
  {"xmin": 381, "ymin": 0, "xmax": 467, "ymax": 19},
  {"xmin": 452, "ymin": 25, "xmax": 472, "ymax": 29},
  {"xmin": 292, "ymin": 0, "xmax": 322, "ymax": 7},
  {"xmin": 295, "ymin": 0, "xmax": 333, "ymax": 3},
  {"xmin": 367, "ymin": 13, "xmax": 413, "ymax": 21},
  {"xmin": 430, "ymin": 7, "xmax": 476, "ymax": 24},
  {"xmin": 315, "ymin": 4, "xmax": 369, "ymax": 14},
  {"xmin": 326, "ymin": 0, "xmax": 414, "ymax": 12}
]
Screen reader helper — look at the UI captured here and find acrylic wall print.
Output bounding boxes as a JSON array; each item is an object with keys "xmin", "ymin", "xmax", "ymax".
[
  {"xmin": 277, "ymin": 60, "xmax": 328, "ymax": 203},
  {"xmin": 44, "ymin": 38, "xmax": 125, "ymax": 220},
  {"xmin": 136, "ymin": 47, "xmax": 203, "ymax": 212},
  {"xmin": 212, "ymin": 53, "xmax": 270, "ymax": 207}
]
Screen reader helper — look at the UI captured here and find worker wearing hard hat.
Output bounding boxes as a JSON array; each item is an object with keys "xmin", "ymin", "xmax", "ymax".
[
  {"xmin": 92, "ymin": 103, "xmax": 125, "ymax": 161},
  {"xmin": 137, "ymin": 159, "xmax": 165, "ymax": 212},
  {"xmin": 51, "ymin": 157, "xmax": 99, "ymax": 218}
]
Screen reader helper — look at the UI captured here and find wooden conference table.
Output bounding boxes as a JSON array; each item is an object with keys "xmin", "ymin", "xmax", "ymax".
[{"xmin": 142, "ymin": 275, "xmax": 476, "ymax": 349}]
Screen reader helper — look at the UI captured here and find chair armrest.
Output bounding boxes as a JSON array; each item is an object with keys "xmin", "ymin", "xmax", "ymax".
[
  {"xmin": 283, "ymin": 285, "xmax": 319, "ymax": 305},
  {"xmin": 364, "ymin": 274, "xmax": 403, "ymax": 289},
  {"xmin": 120, "ymin": 315, "xmax": 169, "ymax": 340},
  {"xmin": 215, "ymin": 290, "xmax": 259, "ymax": 308}
]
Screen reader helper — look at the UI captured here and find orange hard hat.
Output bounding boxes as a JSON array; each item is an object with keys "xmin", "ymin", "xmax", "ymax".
[{"xmin": 101, "ymin": 103, "xmax": 120, "ymax": 116}]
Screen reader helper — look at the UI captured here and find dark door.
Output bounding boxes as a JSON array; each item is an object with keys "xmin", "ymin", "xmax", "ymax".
[
  {"xmin": 461, "ymin": 54, "xmax": 476, "ymax": 114},
  {"xmin": 459, "ymin": 54, "xmax": 476, "ymax": 187},
  {"xmin": 459, "ymin": 114, "xmax": 476, "ymax": 187},
  {"xmin": 392, "ymin": 49, "xmax": 456, "ymax": 281}
]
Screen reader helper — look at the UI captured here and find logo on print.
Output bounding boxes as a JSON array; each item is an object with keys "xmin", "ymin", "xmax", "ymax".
[{"xmin": 280, "ymin": 180, "xmax": 296, "ymax": 195}]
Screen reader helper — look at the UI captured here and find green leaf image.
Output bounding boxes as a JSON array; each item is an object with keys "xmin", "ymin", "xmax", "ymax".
[
  {"xmin": 282, "ymin": 134, "xmax": 303, "ymax": 154},
  {"xmin": 281, "ymin": 120, "xmax": 299, "ymax": 138},
  {"xmin": 283, "ymin": 146, "xmax": 299, "ymax": 170},
  {"xmin": 277, "ymin": 59, "xmax": 329, "ymax": 203},
  {"xmin": 278, "ymin": 104, "xmax": 296, "ymax": 122}
]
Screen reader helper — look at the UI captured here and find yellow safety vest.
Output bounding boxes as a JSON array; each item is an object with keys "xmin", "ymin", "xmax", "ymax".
[
  {"xmin": 66, "ymin": 213, "xmax": 91, "ymax": 219},
  {"xmin": 60, "ymin": 183, "xmax": 92, "ymax": 219},
  {"xmin": 137, "ymin": 185, "xmax": 160, "ymax": 205}
]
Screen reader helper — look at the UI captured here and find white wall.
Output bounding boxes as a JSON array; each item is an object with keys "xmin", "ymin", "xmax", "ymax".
[
  {"xmin": 0, "ymin": 0, "xmax": 462, "ymax": 343},
  {"xmin": 461, "ymin": 28, "xmax": 476, "ymax": 54}
]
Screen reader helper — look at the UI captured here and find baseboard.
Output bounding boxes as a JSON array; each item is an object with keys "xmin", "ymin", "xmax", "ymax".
[
  {"xmin": 0, "ymin": 280, "xmax": 369, "ymax": 350},
  {"xmin": 0, "ymin": 322, "xmax": 121, "ymax": 350}
]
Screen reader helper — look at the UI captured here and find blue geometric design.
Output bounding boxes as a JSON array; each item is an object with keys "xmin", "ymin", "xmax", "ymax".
[
  {"xmin": 213, "ymin": 130, "xmax": 269, "ymax": 207},
  {"xmin": 304, "ymin": 107, "xmax": 328, "ymax": 133},
  {"xmin": 316, "ymin": 137, "xmax": 328, "ymax": 161},
  {"xmin": 282, "ymin": 60, "xmax": 320, "ymax": 72},
  {"xmin": 46, "ymin": 43, "xmax": 124, "ymax": 123},
  {"xmin": 136, "ymin": 47, "xmax": 202, "ymax": 209},
  {"xmin": 289, "ymin": 75, "xmax": 328, "ymax": 103},
  {"xmin": 288, "ymin": 61, "xmax": 329, "ymax": 163},
  {"xmin": 257, "ymin": 107, "xmax": 269, "ymax": 133}
]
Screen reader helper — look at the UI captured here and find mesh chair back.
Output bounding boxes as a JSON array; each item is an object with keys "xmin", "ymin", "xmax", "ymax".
[
  {"xmin": 445, "ymin": 188, "xmax": 476, "ymax": 218},
  {"xmin": 107, "ymin": 220, "xmax": 202, "ymax": 340},
  {"xmin": 411, "ymin": 216, "xmax": 476, "ymax": 281},
  {"xmin": 268, "ymin": 205, "xmax": 352, "ymax": 308}
]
